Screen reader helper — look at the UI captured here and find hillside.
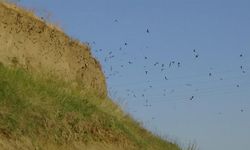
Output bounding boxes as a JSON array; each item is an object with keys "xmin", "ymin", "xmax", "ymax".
[{"xmin": 0, "ymin": 2, "xmax": 181, "ymax": 150}]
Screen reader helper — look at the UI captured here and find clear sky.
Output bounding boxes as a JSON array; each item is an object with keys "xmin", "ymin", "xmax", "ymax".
[{"xmin": 16, "ymin": 0, "xmax": 250, "ymax": 149}]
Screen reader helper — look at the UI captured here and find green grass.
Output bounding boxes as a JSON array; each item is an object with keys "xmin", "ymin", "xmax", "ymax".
[{"xmin": 0, "ymin": 64, "xmax": 181, "ymax": 150}]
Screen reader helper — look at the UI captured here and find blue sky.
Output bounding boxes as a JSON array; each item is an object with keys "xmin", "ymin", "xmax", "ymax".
[{"xmin": 17, "ymin": 0, "xmax": 250, "ymax": 149}]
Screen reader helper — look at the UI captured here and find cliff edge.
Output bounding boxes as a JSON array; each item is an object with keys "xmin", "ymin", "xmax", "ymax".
[{"xmin": 0, "ymin": 2, "xmax": 107, "ymax": 97}]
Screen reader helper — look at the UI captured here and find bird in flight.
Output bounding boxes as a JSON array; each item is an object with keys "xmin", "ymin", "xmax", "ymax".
[
  {"xmin": 146, "ymin": 29, "xmax": 150, "ymax": 33},
  {"xmin": 154, "ymin": 62, "xmax": 159, "ymax": 66},
  {"xmin": 185, "ymin": 83, "xmax": 192, "ymax": 87},
  {"xmin": 178, "ymin": 62, "xmax": 181, "ymax": 67},
  {"xmin": 164, "ymin": 76, "xmax": 168, "ymax": 80},
  {"xmin": 169, "ymin": 62, "xmax": 172, "ymax": 68}
]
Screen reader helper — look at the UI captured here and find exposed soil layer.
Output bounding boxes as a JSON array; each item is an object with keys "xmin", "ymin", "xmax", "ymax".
[{"xmin": 0, "ymin": 2, "xmax": 107, "ymax": 97}]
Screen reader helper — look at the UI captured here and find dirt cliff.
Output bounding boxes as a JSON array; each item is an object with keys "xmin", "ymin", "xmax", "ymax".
[{"xmin": 0, "ymin": 2, "xmax": 107, "ymax": 97}]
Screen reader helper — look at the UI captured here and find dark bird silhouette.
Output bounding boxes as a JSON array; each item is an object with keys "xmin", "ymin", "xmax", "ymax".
[
  {"xmin": 190, "ymin": 96, "xmax": 194, "ymax": 100},
  {"xmin": 146, "ymin": 29, "xmax": 150, "ymax": 33},
  {"xmin": 145, "ymin": 56, "xmax": 148, "ymax": 59},
  {"xmin": 109, "ymin": 55, "xmax": 114, "ymax": 59},
  {"xmin": 195, "ymin": 54, "xmax": 199, "ymax": 58},
  {"xmin": 128, "ymin": 61, "xmax": 133, "ymax": 64},
  {"xmin": 209, "ymin": 73, "xmax": 212, "ymax": 76},
  {"xmin": 178, "ymin": 62, "xmax": 181, "ymax": 67},
  {"xmin": 169, "ymin": 62, "xmax": 172, "ymax": 68},
  {"xmin": 240, "ymin": 54, "xmax": 243, "ymax": 57},
  {"xmin": 193, "ymin": 49, "xmax": 196, "ymax": 53},
  {"xmin": 236, "ymin": 84, "xmax": 240, "ymax": 88},
  {"xmin": 154, "ymin": 62, "xmax": 159, "ymax": 66},
  {"xmin": 124, "ymin": 42, "xmax": 128, "ymax": 46},
  {"xmin": 164, "ymin": 76, "xmax": 168, "ymax": 80},
  {"xmin": 185, "ymin": 83, "xmax": 192, "ymax": 87},
  {"xmin": 145, "ymin": 71, "xmax": 148, "ymax": 75},
  {"xmin": 240, "ymin": 66, "xmax": 243, "ymax": 69}
]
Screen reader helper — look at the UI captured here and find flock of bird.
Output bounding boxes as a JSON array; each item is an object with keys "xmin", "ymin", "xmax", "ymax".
[{"xmin": 91, "ymin": 22, "xmax": 248, "ymax": 114}]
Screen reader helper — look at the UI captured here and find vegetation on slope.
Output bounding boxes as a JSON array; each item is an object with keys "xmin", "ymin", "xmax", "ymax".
[
  {"xmin": 0, "ymin": 2, "xmax": 182, "ymax": 150},
  {"xmin": 0, "ymin": 64, "xmax": 180, "ymax": 150}
]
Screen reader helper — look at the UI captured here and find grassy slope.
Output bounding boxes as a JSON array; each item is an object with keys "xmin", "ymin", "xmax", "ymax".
[{"xmin": 0, "ymin": 65, "xmax": 180, "ymax": 150}]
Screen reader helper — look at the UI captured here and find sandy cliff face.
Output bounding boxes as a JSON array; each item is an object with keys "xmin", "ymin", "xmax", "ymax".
[{"xmin": 0, "ymin": 3, "xmax": 107, "ymax": 97}]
